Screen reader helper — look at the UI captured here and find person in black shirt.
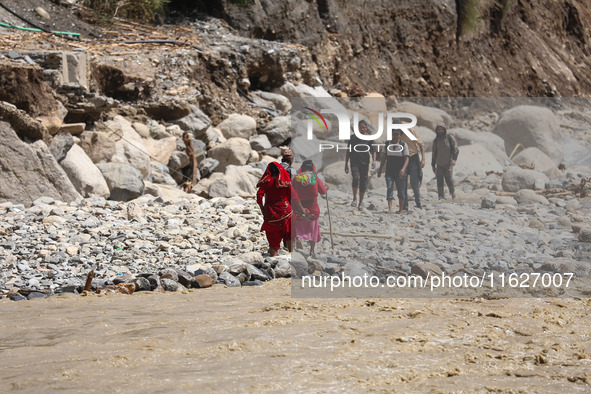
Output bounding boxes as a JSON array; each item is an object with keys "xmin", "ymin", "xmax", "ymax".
[
  {"xmin": 344, "ymin": 120, "xmax": 376, "ymax": 210},
  {"xmin": 377, "ymin": 129, "xmax": 409, "ymax": 214}
]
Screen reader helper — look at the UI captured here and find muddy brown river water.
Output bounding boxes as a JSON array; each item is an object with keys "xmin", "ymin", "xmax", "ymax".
[{"xmin": 0, "ymin": 279, "xmax": 590, "ymax": 392}]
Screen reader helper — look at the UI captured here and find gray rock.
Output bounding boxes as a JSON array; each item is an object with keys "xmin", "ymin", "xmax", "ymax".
[
  {"xmin": 78, "ymin": 131, "xmax": 116, "ymax": 164},
  {"xmin": 150, "ymin": 162, "xmax": 177, "ymax": 186},
  {"xmin": 50, "ymin": 132, "xmax": 74, "ymax": 162},
  {"xmin": 411, "ymin": 262, "xmax": 443, "ymax": 279},
  {"xmin": 250, "ymin": 134, "xmax": 272, "ymax": 151},
  {"xmin": 107, "ymin": 116, "xmax": 151, "ymax": 178},
  {"xmin": 512, "ymin": 147, "xmax": 558, "ymax": 173},
  {"xmin": 242, "ymin": 280, "xmax": 264, "ymax": 286},
  {"xmin": 27, "ymin": 292, "xmax": 47, "ymax": 300},
  {"xmin": 251, "ymin": 91, "xmax": 292, "ymax": 114},
  {"xmin": 206, "ymin": 165, "xmax": 263, "ymax": 198},
  {"xmin": 217, "ymin": 114, "xmax": 257, "ymax": 140},
  {"xmin": 218, "ymin": 271, "xmax": 241, "ymax": 287},
  {"xmin": 96, "ymin": 163, "xmax": 145, "ymax": 201},
  {"xmin": 0, "ymin": 122, "xmax": 82, "ymax": 207},
  {"xmin": 198, "ymin": 158, "xmax": 219, "ymax": 178},
  {"xmin": 501, "ymin": 167, "xmax": 549, "ymax": 192},
  {"xmin": 172, "ymin": 106, "xmax": 212, "ymax": 137},
  {"xmin": 159, "ymin": 268, "xmax": 179, "ymax": 282},
  {"xmin": 208, "ymin": 138, "xmax": 252, "ymax": 173},
  {"xmin": 396, "ymin": 102, "xmax": 452, "ymax": 130},
  {"xmin": 493, "ymin": 105, "xmax": 562, "ymax": 164},
  {"xmin": 160, "ymin": 278, "xmax": 180, "ymax": 292},
  {"xmin": 260, "ymin": 116, "xmax": 291, "ymax": 146},
  {"xmin": 578, "ymin": 228, "xmax": 591, "ymax": 243},
  {"xmin": 61, "ymin": 144, "xmax": 110, "ymax": 198},
  {"xmin": 514, "ymin": 189, "xmax": 549, "ymax": 205},
  {"xmin": 246, "ymin": 264, "xmax": 270, "ymax": 281},
  {"xmin": 132, "ymin": 277, "xmax": 151, "ymax": 291},
  {"xmin": 175, "ymin": 269, "xmax": 194, "ymax": 288},
  {"xmin": 168, "ymin": 151, "xmax": 190, "ymax": 171},
  {"xmin": 481, "ymin": 197, "xmax": 496, "ymax": 209}
]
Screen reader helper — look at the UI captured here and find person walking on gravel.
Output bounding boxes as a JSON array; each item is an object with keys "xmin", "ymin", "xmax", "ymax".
[
  {"xmin": 293, "ymin": 159, "xmax": 327, "ymax": 256},
  {"xmin": 431, "ymin": 125, "xmax": 459, "ymax": 200},
  {"xmin": 400, "ymin": 122, "xmax": 425, "ymax": 210},
  {"xmin": 344, "ymin": 120, "xmax": 376, "ymax": 210},
  {"xmin": 256, "ymin": 162, "xmax": 306, "ymax": 256},
  {"xmin": 377, "ymin": 128, "xmax": 409, "ymax": 214}
]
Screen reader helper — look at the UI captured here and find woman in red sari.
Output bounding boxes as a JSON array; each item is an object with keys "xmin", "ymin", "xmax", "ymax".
[
  {"xmin": 293, "ymin": 160, "xmax": 327, "ymax": 255},
  {"xmin": 256, "ymin": 162, "xmax": 304, "ymax": 256}
]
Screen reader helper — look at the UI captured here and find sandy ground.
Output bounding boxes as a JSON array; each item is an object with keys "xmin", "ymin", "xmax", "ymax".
[{"xmin": 0, "ymin": 279, "xmax": 590, "ymax": 392}]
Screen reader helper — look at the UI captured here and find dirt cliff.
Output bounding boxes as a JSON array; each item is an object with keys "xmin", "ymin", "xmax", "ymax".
[{"xmin": 178, "ymin": 0, "xmax": 591, "ymax": 97}]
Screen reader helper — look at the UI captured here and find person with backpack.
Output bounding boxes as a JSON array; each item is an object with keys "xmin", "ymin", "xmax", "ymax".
[
  {"xmin": 377, "ymin": 128, "xmax": 409, "ymax": 214},
  {"xmin": 431, "ymin": 125, "xmax": 459, "ymax": 200}
]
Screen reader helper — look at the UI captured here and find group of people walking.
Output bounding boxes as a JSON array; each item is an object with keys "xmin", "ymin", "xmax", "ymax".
[
  {"xmin": 255, "ymin": 120, "xmax": 459, "ymax": 256},
  {"xmin": 345, "ymin": 120, "xmax": 459, "ymax": 214},
  {"xmin": 256, "ymin": 148, "xmax": 327, "ymax": 256}
]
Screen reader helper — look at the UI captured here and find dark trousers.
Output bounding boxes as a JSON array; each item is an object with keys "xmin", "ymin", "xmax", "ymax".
[
  {"xmin": 436, "ymin": 164, "xmax": 455, "ymax": 198},
  {"xmin": 351, "ymin": 162, "xmax": 370, "ymax": 193},
  {"xmin": 403, "ymin": 154, "xmax": 422, "ymax": 209}
]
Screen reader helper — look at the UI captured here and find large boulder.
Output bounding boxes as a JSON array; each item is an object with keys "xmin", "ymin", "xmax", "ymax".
[
  {"xmin": 250, "ymin": 134, "xmax": 272, "ymax": 151},
  {"xmin": 96, "ymin": 162, "xmax": 145, "ymax": 201},
  {"xmin": 512, "ymin": 147, "xmax": 558, "ymax": 173},
  {"xmin": 321, "ymin": 161, "xmax": 350, "ymax": 186},
  {"xmin": 514, "ymin": 189, "xmax": 549, "ymax": 205},
  {"xmin": 205, "ymin": 165, "xmax": 263, "ymax": 198},
  {"xmin": 563, "ymin": 136, "xmax": 591, "ymax": 168},
  {"xmin": 0, "ymin": 121, "xmax": 81, "ymax": 206},
  {"xmin": 208, "ymin": 138, "xmax": 252, "ymax": 172},
  {"xmin": 453, "ymin": 144, "xmax": 504, "ymax": 176},
  {"xmin": 168, "ymin": 151, "xmax": 190, "ymax": 172},
  {"xmin": 149, "ymin": 161, "xmax": 177, "ymax": 186},
  {"xmin": 273, "ymin": 82, "xmax": 331, "ymax": 99},
  {"xmin": 78, "ymin": 130, "xmax": 116, "ymax": 164},
  {"xmin": 501, "ymin": 166, "xmax": 550, "ymax": 192},
  {"xmin": 449, "ymin": 128, "xmax": 508, "ymax": 161},
  {"xmin": 493, "ymin": 105, "xmax": 562, "ymax": 164},
  {"xmin": 107, "ymin": 116, "xmax": 151, "ymax": 178},
  {"xmin": 60, "ymin": 144, "xmax": 110, "ymax": 198},
  {"xmin": 260, "ymin": 116, "xmax": 291, "ymax": 146},
  {"xmin": 216, "ymin": 114, "xmax": 257, "ymax": 140},
  {"xmin": 251, "ymin": 91, "xmax": 292, "ymax": 114},
  {"xmin": 172, "ymin": 105, "xmax": 212, "ymax": 138},
  {"xmin": 396, "ymin": 102, "xmax": 452, "ymax": 130},
  {"xmin": 143, "ymin": 99, "xmax": 191, "ymax": 121},
  {"xmin": 143, "ymin": 136, "xmax": 177, "ymax": 165}
]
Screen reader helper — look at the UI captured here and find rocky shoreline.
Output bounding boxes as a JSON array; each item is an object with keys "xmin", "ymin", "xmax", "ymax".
[
  {"xmin": 2, "ymin": 172, "xmax": 591, "ymax": 300},
  {"xmin": 0, "ymin": 194, "xmax": 297, "ymax": 300}
]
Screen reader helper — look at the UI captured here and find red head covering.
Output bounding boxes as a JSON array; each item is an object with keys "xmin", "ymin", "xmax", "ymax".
[{"xmin": 256, "ymin": 162, "xmax": 291, "ymax": 189}]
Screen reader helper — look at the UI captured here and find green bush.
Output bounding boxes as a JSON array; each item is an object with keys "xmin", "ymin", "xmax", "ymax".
[
  {"xmin": 457, "ymin": 0, "xmax": 482, "ymax": 38},
  {"xmin": 83, "ymin": 0, "xmax": 170, "ymax": 23}
]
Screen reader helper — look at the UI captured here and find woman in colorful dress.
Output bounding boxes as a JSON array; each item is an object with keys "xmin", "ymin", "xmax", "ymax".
[
  {"xmin": 256, "ymin": 162, "xmax": 304, "ymax": 257},
  {"xmin": 293, "ymin": 160, "xmax": 327, "ymax": 256}
]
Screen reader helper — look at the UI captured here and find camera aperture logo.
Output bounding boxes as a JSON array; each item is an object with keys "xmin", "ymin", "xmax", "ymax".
[
  {"xmin": 302, "ymin": 107, "xmax": 329, "ymax": 134},
  {"xmin": 301, "ymin": 107, "xmax": 418, "ymax": 153}
]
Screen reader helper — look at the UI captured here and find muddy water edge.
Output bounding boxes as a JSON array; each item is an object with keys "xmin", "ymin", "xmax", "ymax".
[{"xmin": 0, "ymin": 279, "xmax": 590, "ymax": 392}]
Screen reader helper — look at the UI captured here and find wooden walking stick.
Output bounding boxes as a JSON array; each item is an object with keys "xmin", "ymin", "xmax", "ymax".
[{"xmin": 325, "ymin": 190, "xmax": 335, "ymax": 250}]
